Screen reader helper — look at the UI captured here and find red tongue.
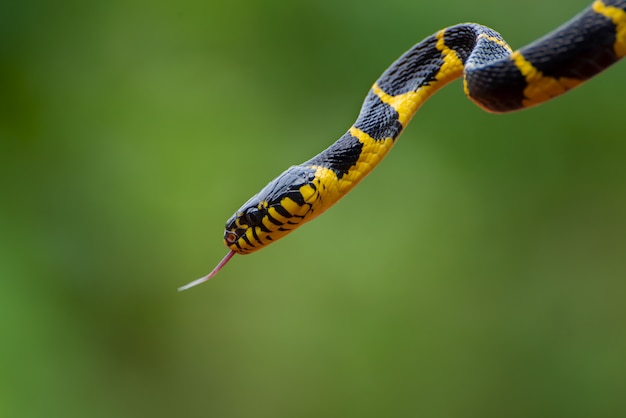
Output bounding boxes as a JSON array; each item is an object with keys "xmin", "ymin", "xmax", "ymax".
[{"xmin": 178, "ymin": 250, "xmax": 236, "ymax": 291}]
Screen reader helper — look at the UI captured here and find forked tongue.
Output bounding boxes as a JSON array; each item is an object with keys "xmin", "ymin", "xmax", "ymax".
[{"xmin": 178, "ymin": 250, "xmax": 236, "ymax": 291}]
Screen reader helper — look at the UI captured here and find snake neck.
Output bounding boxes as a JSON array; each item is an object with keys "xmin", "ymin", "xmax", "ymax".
[{"xmin": 303, "ymin": 27, "xmax": 510, "ymax": 214}]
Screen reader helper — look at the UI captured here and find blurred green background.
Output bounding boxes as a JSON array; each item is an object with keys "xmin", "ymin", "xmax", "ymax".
[{"xmin": 2, "ymin": 0, "xmax": 625, "ymax": 417}]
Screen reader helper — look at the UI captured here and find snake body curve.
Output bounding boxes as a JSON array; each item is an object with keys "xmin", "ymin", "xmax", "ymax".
[{"xmin": 179, "ymin": 0, "xmax": 626, "ymax": 290}]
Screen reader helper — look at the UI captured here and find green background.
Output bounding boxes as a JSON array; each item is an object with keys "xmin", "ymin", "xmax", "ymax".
[{"xmin": 2, "ymin": 0, "xmax": 625, "ymax": 417}]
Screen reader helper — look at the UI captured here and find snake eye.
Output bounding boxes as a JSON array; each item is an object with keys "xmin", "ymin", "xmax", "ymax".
[
  {"xmin": 224, "ymin": 231, "xmax": 238, "ymax": 245},
  {"xmin": 244, "ymin": 208, "xmax": 264, "ymax": 226}
]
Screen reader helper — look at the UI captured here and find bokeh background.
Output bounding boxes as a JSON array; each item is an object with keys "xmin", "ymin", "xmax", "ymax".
[{"xmin": 2, "ymin": 0, "xmax": 625, "ymax": 417}]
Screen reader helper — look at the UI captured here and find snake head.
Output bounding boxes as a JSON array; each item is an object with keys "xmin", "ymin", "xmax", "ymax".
[
  {"xmin": 179, "ymin": 165, "xmax": 323, "ymax": 290},
  {"xmin": 223, "ymin": 165, "xmax": 323, "ymax": 254}
]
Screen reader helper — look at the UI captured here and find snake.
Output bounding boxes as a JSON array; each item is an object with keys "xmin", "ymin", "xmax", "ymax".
[{"xmin": 179, "ymin": 0, "xmax": 626, "ymax": 291}]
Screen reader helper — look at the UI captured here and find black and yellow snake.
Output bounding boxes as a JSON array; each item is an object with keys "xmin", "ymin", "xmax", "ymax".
[{"xmin": 179, "ymin": 0, "xmax": 626, "ymax": 290}]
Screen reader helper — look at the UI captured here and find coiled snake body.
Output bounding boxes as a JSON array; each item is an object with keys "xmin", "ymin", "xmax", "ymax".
[{"xmin": 180, "ymin": 0, "xmax": 626, "ymax": 290}]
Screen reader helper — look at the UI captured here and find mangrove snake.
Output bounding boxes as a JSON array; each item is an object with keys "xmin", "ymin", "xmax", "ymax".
[{"xmin": 179, "ymin": 0, "xmax": 626, "ymax": 291}]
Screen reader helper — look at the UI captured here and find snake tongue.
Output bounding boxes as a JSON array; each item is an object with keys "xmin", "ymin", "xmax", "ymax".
[{"xmin": 178, "ymin": 250, "xmax": 236, "ymax": 291}]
